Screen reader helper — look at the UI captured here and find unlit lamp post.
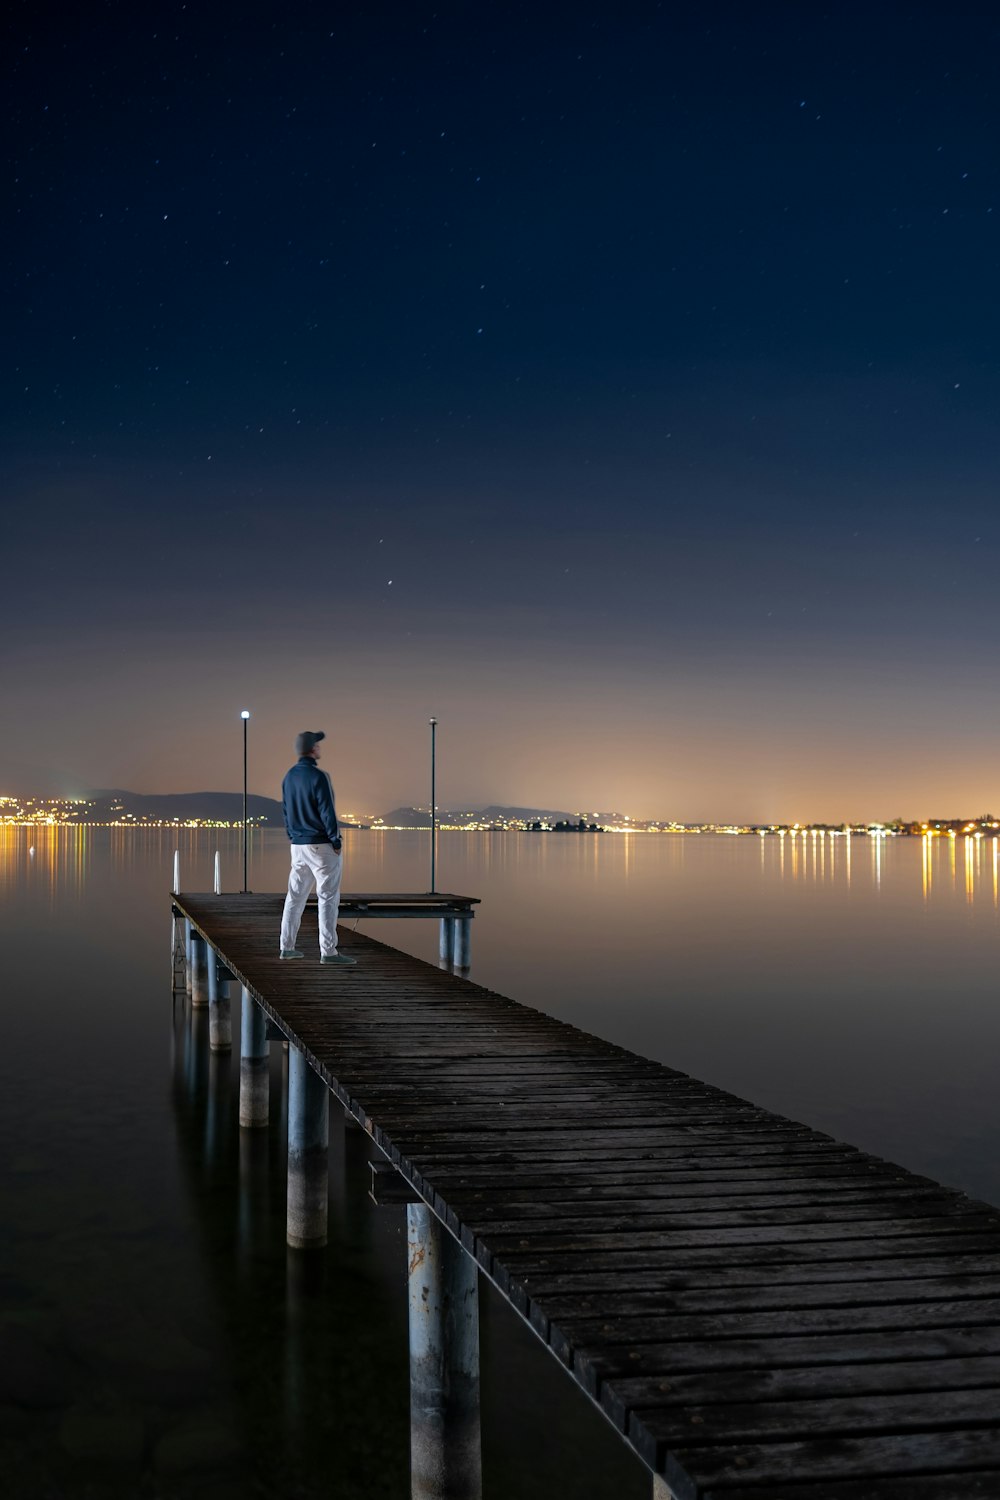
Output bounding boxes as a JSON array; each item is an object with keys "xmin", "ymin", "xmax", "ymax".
[
  {"xmin": 240, "ymin": 710, "xmax": 250, "ymax": 893},
  {"xmin": 429, "ymin": 716, "xmax": 437, "ymax": 894}
]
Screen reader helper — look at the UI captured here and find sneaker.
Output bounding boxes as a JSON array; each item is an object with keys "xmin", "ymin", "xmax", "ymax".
[
  {"xmin": 320, "ymin": 953, "xmax": 357, "ymax": 967},
  {"xmin": 280, "ymin": 948, "xmax": 305, "ymax": 960}
]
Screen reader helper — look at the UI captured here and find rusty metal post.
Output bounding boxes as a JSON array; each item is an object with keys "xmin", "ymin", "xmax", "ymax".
[
  {"xmin": 286, "ymin": 1048, "xmax": 329, "ymax": 1249},
  {"xmin": 239, "ymin": 987, "xmax": 269, "ymax": 1128},
  {"xmin": 407, "ymin": 1204, "xmax": 481, "ymax": 1500}
]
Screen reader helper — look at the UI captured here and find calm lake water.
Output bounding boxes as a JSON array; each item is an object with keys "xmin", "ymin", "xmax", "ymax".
[{"xmin": 2, "ymin": 825, "xmax": 999, "ymax": 1497}]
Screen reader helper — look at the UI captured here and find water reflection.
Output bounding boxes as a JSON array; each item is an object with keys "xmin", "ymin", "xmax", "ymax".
[
  {"xmin": 3, "ymin": 823, "xmax": 1000, "ymax": 1495},
  {"xmin": 169, "ymin": 985, "xmax": 413, "ymax": 1496}
]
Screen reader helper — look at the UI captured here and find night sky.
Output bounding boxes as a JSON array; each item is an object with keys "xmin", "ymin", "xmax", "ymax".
[{"xmin": 6, "ymin": 2, "xmax": 1000, "ymax": 820}]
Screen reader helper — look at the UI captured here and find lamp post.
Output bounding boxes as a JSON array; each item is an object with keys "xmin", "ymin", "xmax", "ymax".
[
  {"xmin": 240, "ymin": 710, "xmax": 250, "ymax": 893},
  {"xmin": 429, "ymin": 716, "xmax": 437, "ymax": 894}
]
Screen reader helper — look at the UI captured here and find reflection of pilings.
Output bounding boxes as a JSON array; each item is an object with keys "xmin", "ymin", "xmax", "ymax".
[
  {"xmin": 239, "ymin": 987, "xmax": 270, "ymax": 1128},
  {"xmin": 284, "ymin": 1245, "xmax": 327, "ymax": 1453},
  {"xmin": 172, "ymin": 985, "xmax": 194, "ymax": 1091},
  {"xmin": 439, "ymin": 917, "xmax": 455, "ymax": 968},
  {"xmin": 237, "ymin": 1126, "xmax": 270, "ymax": 1276},
  {"xmin": 407, "ymin": 1204, "xmax": 481, "ymax": 1500},
  {"xmin": 207, "ymin": 948, "xmax": 232, "ymax": 1052},
  {"xmin": 205, "ymin": 1047, "xmax": 229, "ymax": 1159},
  {"xmin": 191, "ymin": 932, "xmax": 208, "ymax": 1008},
  {"xmin": 453, "ymin": 917, "xmax": 471, "ymax": 971},
  {"xmin": 183, "ymin": 1003, "xmax": 209, "ymax": 1101},
  {"xmin": 287, "ymin": 1049, "xmax": 329, "ymax": 1249}
]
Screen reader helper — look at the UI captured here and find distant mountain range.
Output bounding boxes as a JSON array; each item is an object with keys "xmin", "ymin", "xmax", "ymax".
[
  {"xmin": 78, "ymin": 792, "xmax": 582, "ymax": 827},
  {"xmin": 378, "ymin": 804, "xmax": 577, "ymax": 827},
  {"xmin": 85, "ymin": 789, "xmax": 284, "ymax": 823}
]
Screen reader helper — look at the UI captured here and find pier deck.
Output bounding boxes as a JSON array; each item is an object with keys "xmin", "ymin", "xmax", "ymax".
[{"xmin": 174, "ymin": 893, "xmax": 1000, "ymax": 1499}]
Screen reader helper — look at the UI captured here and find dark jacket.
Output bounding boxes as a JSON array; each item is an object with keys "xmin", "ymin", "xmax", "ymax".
[{"xmin": 282, "ymin": 757, "xmax": 341, "ymax": 846}]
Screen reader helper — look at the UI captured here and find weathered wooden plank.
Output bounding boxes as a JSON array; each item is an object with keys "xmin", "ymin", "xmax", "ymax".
[
  {"xmin": 631, "ymin": 1385, "xmax": 1000, "ymax": 1462},
  {"xmin": 393, "ymin": 1135, "xmax": 853, "ymax": 1164},
  {"xmin": 459, "ymin": 1194, "xmax": 964, "ymax": 1236},
  {"xmin": 663, "ymin": 1427, "xmax": 1000, "ymax": 1496},
  {"xmin": 417, "ymin": 1158, "xmax": 887, "ymax": 1189},
  {"xmin": 496, "ymin": 1228, "xmax": 1000, "ymax": 1273},
  {"xmin": 536, "ymin": 1272, "xmax": 1000, "ymax": 1323},
  {"xmin": 480, "ymin": 1213, "xmax": 999, "ymax": 1260},
  {"xmin": 603, "ymin": 1355, "xmax": 1000, "ymax": 1433},
  {"xmin": 702, "ymin": 1473, "xmax": 1000, "ymax": 1500},
  {"xmin": 448, "ymin": 1184, "xmax": 942, "ymax": 1216},
  {"xmin": 550, "ymin": 1298, "xmax": 1000, "ymax": 1368},
  {"xmin": 574, "ymin": 1325, "xmax": 1000, "ymax": 1397}
]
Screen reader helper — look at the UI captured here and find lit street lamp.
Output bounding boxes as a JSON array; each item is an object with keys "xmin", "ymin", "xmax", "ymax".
[
  {"xmin": 429, "ymin": 716, "xmax": 437, "ymax": 893},
  {"xmin": 240, "ymin": 710, "xmax": 250, "ymax": 892}
]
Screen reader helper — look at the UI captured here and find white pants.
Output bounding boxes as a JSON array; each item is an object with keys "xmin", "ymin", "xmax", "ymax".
[{"xmin": 280, "ymin": 843, "xmax": 343, "ymax": 957}]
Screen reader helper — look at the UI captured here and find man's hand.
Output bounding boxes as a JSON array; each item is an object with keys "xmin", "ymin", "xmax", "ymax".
[{"xmin": 332, "ymin": 838, "xmax": 343, "ymax": 853}]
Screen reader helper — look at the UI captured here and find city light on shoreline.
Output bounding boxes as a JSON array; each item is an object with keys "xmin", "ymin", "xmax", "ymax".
[{"xmin": 2, "ymin": 795, "xmax": 997, "ymax": 840}]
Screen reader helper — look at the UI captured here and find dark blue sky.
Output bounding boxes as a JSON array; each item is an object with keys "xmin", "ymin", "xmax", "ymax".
[{"xmin": 5, "ymin": 1, "xmax": 1000, "ymax": 818}]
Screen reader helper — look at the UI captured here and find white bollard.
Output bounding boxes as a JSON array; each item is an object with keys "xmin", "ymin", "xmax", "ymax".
[
  {"xmin": 214, "ymin": 851, "xmax": 222, "ymax": 895},
  {"xmin": 172, "ymin": 849, "xmax": 181, "ymax": 894}
]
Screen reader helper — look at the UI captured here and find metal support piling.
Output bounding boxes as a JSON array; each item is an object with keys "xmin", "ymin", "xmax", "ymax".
[
  {"xmin": 171, "ymin": 916, "xmax": 187, "ymax": 993},
  {"xmin": 286, "ymin": 1049, "xmax": 329, "ymax": 1249},
  {"xmin": 206, "ymin": 947, "xmax": 232, "ymax": 1052},
  {"xmin": 239, "ymin": 987, "xmax": 270, "ymax": 1128},
  {"xmin": 453, "ymin": 917, "xmax": 471, "ymax": 970},
  {"xmin": 190, "ymin": 932, "xmax": 208, "ymax": 1008},
  {"xmin": 184, "ymin": 919, "xmax": 194, "ymax": 994},
  {"xmin": 407, "ymin": 1204, "xmax": 482, "ymax": 1500},
  {"xmin": 439, "ymin": 917, "xmax": 455, "ymax": 967}
]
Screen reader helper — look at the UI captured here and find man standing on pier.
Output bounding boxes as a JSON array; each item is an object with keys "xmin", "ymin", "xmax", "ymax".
[{"xmin": 279, "ymin": 731, "xmax": 357, "ymax": 966}]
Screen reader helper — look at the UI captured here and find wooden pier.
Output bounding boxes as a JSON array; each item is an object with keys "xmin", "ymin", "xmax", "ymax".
[{"xmin": 173, "ymin": 892, "xmax": 1000, "ymax": 1499}]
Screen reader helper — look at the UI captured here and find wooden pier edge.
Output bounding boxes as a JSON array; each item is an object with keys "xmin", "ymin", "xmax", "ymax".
[{"xmin": 173, "ymin": 893, "xmax": 1000, "ymax": 1500}]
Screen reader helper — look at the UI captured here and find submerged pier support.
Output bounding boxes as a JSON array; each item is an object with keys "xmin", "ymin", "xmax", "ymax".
[
  {"xmin": 190, "ymin": 932, "xmax": 208, "ymax": 1008},
  {"xmin": 438, "ymin": 915, "xmax": 472, "ymax": 971},
  {"xmin": 438, "ymin": 916, "xmax": 455, "ymax": 968},
  {"xmin": 171, "ymin": 915, "xmax": 187, "ymax": 993},
  {"xmin": 407, "ymin": 1204, "xmax": 482, "ymax": 1500},
  {"xmin": 286, "ymin": 1048, "xmax": 329, "ymax": 1249},
  {"xmin": 239, "ymin": 987, "xmax": 270, "ymax": 1127},
  {"xmin": 206, "ymin": 948, "xmax": 232, "ymax": 1052},
  {"xmin": 452, "ymin": 917, "xmax": 471, "ymax": 970}
]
